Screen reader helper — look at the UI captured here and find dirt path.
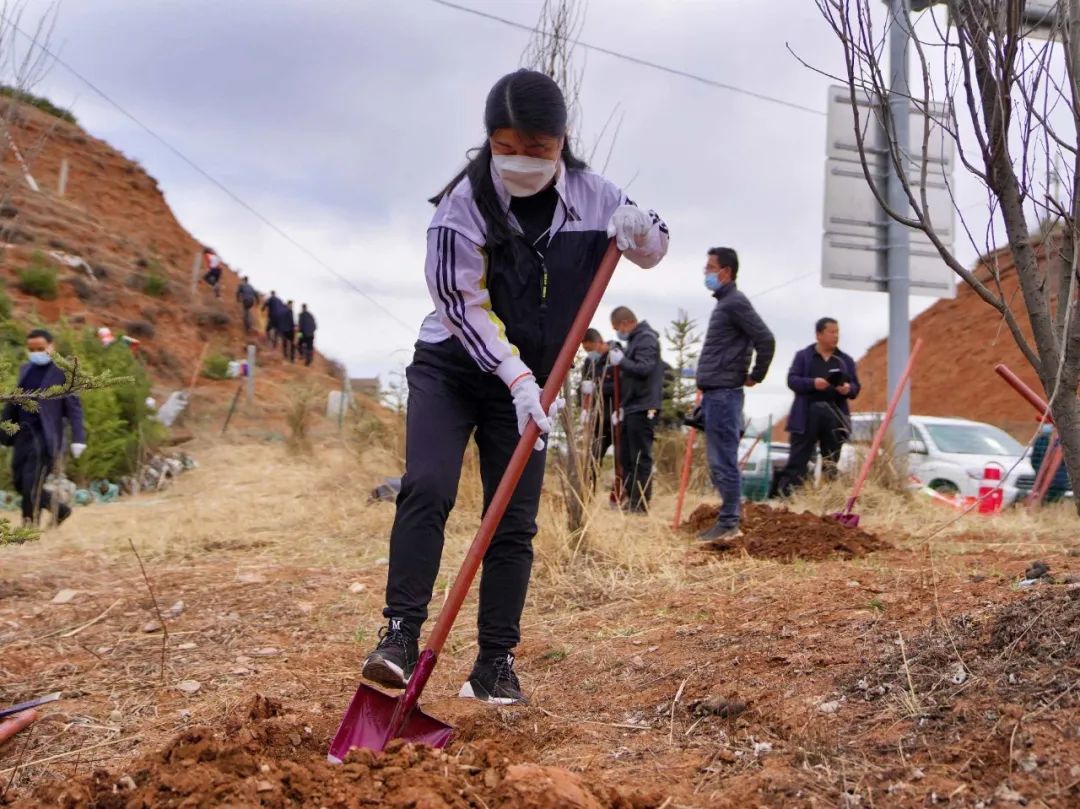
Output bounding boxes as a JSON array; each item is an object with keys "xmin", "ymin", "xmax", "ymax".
[{"xmin": 1, "ymin": 442, "xmax": 1078, "ymax": 807}]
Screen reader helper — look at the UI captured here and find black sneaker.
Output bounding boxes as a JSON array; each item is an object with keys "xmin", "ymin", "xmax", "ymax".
[
  {"xmin": 361, "ymin": 618, "xmax": 418, "ymax": 689},
  {"xmin": 459, "ymin": 652, "xmax": 528, "ymax": 705},
  {"xmin": 697, "ymin": 521, "xmax": 742, "ymax": 543}
]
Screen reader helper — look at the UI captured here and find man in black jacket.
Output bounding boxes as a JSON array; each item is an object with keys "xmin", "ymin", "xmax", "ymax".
[
  {"xmin": 297, "ymin": 304, "xmax": 317, "ymax": 367},
  {"xmin": 236, "ymin": 275, "xmax": 258, "ymax": 334},
  {"xmin": 277, "ymin": 300, "xmax": 296, "ymax": 363},
  {"xmin": 696, "ymin": 247, "xmax": 775, "ymax": 541},
  {"xmin": 609, "ymin": 307, "xmax": 664, "ymax": 512},
  {"xmin": 579, "ymin": 328, "xmax": 616, "ymax": 491},
  {"xmin": 262, "ymin": 291, "xmax": 284, "ymax": 347}
]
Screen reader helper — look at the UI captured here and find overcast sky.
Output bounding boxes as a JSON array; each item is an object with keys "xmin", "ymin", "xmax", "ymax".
[{"xmin": 15, "ymin": 0, "xmax": 992, "ymax": 426}]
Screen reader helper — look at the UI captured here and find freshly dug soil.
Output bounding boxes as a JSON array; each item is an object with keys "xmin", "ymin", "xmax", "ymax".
[
  {"xmin": 683, "ymin": 502, "xmax": 890, "ymax": 561},
  {"xmin": 16, "ymin": 696, "xmax": 661, "ymax": 809}
]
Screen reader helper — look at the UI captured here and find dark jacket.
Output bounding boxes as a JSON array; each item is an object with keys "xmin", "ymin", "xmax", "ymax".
[
  {"xmin": 785, "ymin": 344, "xmax": 861, "ymax": 435},
  {"xmin": 263, "ymin": 295, "xmax": 284, "ymax": 320},
  {"xmin": 1032, "ymin": 430, "xmax": 1070, "ymax": 496},
  {"xmin": 696, "ymin": 283, "xmax": 775, "ymax": 391},
  {"xmin": 298, "ymin": 311, "xmax": 317, "ymax": 337},
  {"xmin": 618, "ymin": 321, "xmax": 664, "ymax": 414},
  {"xmin": 236, "ymin": 282, "xmax": 257, "ymax": 307},
  {"xmin": 276, "ymin": 307, "xmax": 296, "ymax": 333},
  {"xmin": 2, "ymin": 362, "xmax": 86, "ymax": 458}
]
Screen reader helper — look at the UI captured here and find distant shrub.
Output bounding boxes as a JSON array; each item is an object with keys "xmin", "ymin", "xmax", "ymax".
[
  {"xmin": 196, "ymin": 308, "xmax": 231, "ymax": 329},
  {"xmin": 143, "ymin": 273, "xmax": 169, "ymax": 297},
  {"xmin": 0, "ymin": 285, "xmax": 11, "ymax": 319},
  {"xmin": 125, "ymin": 320, "xmax": 155, "ymax": 339},
  {"xmin": 0, "ymin": 86, "xmax": 77, "ymax": 124},
  {"xmin": 67, "ymin": 276, "xmax": 96, "ymax": 301},
  {"xmin": 17, "ymin": 253, "xmax": 58, "ymax": 300},
  {"xmin": 202, "ymin": 353, "xmax": 231, "ymax": 380}
]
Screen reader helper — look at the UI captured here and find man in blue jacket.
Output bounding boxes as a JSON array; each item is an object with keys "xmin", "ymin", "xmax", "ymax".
[
  {"xmin": 696, "ymin": 248, "xmax": 775, "ymax": 541},
  {"xmin": 2, "ymin": 329, "xmax": 87, "ymax": 526},
  {"xmin": 772, "ymin": 317, "xmax": 860, "ymax": 497}
]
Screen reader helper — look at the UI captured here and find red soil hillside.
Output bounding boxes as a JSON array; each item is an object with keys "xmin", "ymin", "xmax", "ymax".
[
  {"xmin": 0, "ymin": 96, "xmax": 340, "ymax": 409},
  {"xmin": 855, "ymin": 246, "xmax": 1049, "ymax": 439}
]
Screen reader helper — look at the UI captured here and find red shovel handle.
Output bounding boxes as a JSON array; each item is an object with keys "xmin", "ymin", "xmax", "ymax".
[{"xmin": 844, "ymin": 338, "xmax": 923, "ymax": 513}]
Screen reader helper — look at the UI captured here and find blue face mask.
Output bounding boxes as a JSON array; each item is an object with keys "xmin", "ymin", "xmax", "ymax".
[
  {"xmin": 616, "ymin": 330, "xmax": 631, "ymax": 342},
  {"xmin": 28, "ymin": 351, "xmax": 51, "ymax": 366},
  {"xmin": 705, "ymin": 273, "xmax": 724, "ymax": 292},
  {"xmin": 586, "ymin": 351, "xmax": 602, "ymax": 362}
]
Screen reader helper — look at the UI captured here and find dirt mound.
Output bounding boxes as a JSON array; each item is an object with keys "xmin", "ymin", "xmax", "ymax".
[
  {"xmin": 683, "ymin": 502, "xmax": 889, "ymax": 561},
  {"xmin": 16, "ymin": 696, "xmax": 660, "ymax": 809}
]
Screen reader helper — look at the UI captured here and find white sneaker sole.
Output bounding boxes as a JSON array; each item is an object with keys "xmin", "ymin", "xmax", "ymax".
[
  {"xmin": 457, "ymin": 681, "xmax": 522, "ymax": 705},
  {"xmin": 362, "ymin": 656, "xmax": 410, "ymax": 689}
]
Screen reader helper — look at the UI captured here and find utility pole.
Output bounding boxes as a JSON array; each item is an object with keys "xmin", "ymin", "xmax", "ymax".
[{"xmin": 886, "ymin": 0, "xmax": 912, "ymax": 467}]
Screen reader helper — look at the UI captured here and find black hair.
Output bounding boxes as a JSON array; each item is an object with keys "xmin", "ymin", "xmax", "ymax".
[
  {"xmin": 583, "ymin": 328, "xmax": 602, "ymax": 344},
  {"xmin": 27, "ymin": 328, "xmax": 53, "ymax": 343},
  {"xmin": 610, "ymin": 306, "xmax": 636, "ymax": 325},
  {"xmin": 815, "ymin": 317, "xmax": 838, "ymax": 334},
  {"xmin": 430, "ymin": 70, "xmax": 587, "ymax": 252},
  {"xmin": 708, "ymin": 247, "xmax": 739, "ymax": 280}
]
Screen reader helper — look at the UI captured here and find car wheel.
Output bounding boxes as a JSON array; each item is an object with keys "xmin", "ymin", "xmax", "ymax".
[{"xmin": 929, "ymin": 479, "xmax": 960, "ymax": 496}]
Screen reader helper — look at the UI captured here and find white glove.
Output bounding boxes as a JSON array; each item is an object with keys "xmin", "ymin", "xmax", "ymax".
[
  {"xmin": 580, "ymin": 380, "xmax": 595, "ymax": 396},
  {"xmin": 510, "ymin": 375, "xmax": 561, "ymax": 451},
  {"xmin": 606, "ymin": 205, "xmax": 652, "ymax": 252},
  {"xmin": 609, "ymin": 347, "xmax": 624, "ymax": 367},
  {"xmin": 579, "ymin": 409, "xmax": 590, "ymax": 427},
  {"xmin": 71, "ymin": 443, "xmax": 87, "ymax": 459},
  {"xmin": 611, "ymin": 407, "xmax": 624, "ymax": 427}
]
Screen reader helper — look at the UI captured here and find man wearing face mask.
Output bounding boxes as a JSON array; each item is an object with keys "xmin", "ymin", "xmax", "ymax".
[
  {"xmin": 579, "ymin": 328, "xmax": 616, "ymax": 491},
  {"xmin": 1, "ymin": 329, "xmax": 86, "ymax": 527},
  {"xmin": 609, "ymin": 307, "xmax": 663, "ymax": 512},
  {"xmin": 696, "ymin": 247, "xmax": 775, "ymax": 542}
]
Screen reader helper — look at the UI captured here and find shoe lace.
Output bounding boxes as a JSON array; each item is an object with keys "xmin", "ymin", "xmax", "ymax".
[
  {"xmin": 377, "ymin": 620, "xmax": 410, "ymax": 651},
  {"xmin": 492, "ymin": 654, "xmax": 521, "ymax": 690}
]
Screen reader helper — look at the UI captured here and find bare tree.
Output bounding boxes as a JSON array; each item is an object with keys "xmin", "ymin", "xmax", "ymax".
[{"xmin": 813, "ymin": 0, "xmax": 1080, "ymax": 512}]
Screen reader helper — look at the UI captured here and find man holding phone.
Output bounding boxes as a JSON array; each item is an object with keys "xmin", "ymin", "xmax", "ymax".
[{"xmin": 772, "ymin": 317, "xmax": 860, "ymax": 497}]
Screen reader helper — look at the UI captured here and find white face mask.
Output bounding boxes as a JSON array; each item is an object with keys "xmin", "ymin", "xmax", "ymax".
[{"xmin": 492, "ymin": 154, "xmax": 558, "ymax": 197}]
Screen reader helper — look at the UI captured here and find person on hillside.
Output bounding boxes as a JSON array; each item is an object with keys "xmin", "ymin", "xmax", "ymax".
[
  {"xmin": 772, "ymin": 318, "xmax": 860, "ymax": 497},
  {"xmin": 0, "ymin": 329, "xmax": 86, "ymax": 527},
  {"xmin": 695, "ymin": 247, "xmax": 775, "ymax": 542},
  {"xmin": 608, "ymin": 307, "xmax": 663, "ymax": 512},
  {"xmin": 360, "ymin": 69, "xmax": 668, "ymax": 705},
  {"xmin": 277, "ymin": 300, "xmax": 296, "ymax": 363},
  {"xmin": 201, "ymin": 247, "xmax": 222, "ymax": 298},
  {"xmin": 263, "ymin": 290, "xmax": 284, "ymax": 347},
  {"xmin": 579, "ymin": 328, "xmax": 616, "ymax": 492},
  {"xmin": 236, "ymin": 275, "xmax": 259, "ymax": 334},
  {"xmin": 298, "ymin": 304, "xmax": 317, "ymax": 367}
]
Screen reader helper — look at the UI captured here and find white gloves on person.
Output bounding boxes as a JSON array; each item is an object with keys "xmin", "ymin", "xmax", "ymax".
[
  {"xmin": 609, "ymin": 347, "xmax": 624, "ymax": 367},
  {"xmin": 606, "ymin": 205, "xmax": 653, "ymax": 252},
  {"xmin": 510, "ymin": 374, "xmax": 563, "ymax": 451},
  {"xmin": 580, "ymin": 379, "xmax": 595, "ymax": 396},
  {"xmin": 611, "ymin": 407, "xmax": 624, "ymax": 427},
  {"xmin": 579, "ymin": 409, "xmax": 590, "ymax": 427},
  {"xmin": 71, "ymin": 443, "xmax": 86, "ymax": 459}
]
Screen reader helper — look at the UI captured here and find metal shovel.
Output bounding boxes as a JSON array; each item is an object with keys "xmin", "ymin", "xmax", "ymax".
[
  {"xmin": 833, "ymin": 338, "xmax": 923, "ymax": 528},
  {"xmin": 328, "ymin": 241, "xmax": 623, "ymax": 761}
]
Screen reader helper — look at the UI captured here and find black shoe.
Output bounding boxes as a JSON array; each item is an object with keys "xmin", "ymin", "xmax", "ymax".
[
  {"xmin": 459, "ymin": 652, "xmax": 528, "ymax": 705},
  {"xmin": 57, "ymin": 504, "xmax": 72, "ymax": 526},
  {"xmin": 697, "ymin": 521, "xmax": 742, "ymax": 542},
  {"xmin": 361, "ymin": 618, "xmax": 418, "ymax": 689}
]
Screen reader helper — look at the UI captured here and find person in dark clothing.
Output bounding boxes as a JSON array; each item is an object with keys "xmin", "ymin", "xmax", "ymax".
[
  {"xmin": 1031, "ymin": 424, "xmax": 1071, "ymax": 503},
  {"xmin": 579, "ymin": 328, "xmax": 616, "ymax": 491},
  {"xmin": 277, "ymin": 300, "xmax": 296, "ymax": 362},
  {"xmin": 1, "ymin": 329, "xmax": 86, "ymax": 526},
  {"xmin": 236, "ymin": 275, "xmax": 258, "ymax": 334},
  {"xmin": 609, "ymin": 307, "xmax": 664, "ymax": 512},
  {"xmin": 201, "ymin": 248, "xmax": 222, "ymax": 297},
  {"xmin": 262, "ymin": 291, "xmax": 284, "ymax": 346},
  {"xmin": 360, "ymin": 70, "xmax": 668, "ymax": 706},
  {"xmin": 772, "ymin": 318, "xmax": 861, "ymax": 497},
  {"xmin": 297, "ymin": 304, "xmax": 317, "ymax": 367},
  {"xmin": 696, "ymin": 247, "xmax": 775, "ymax": 541}
]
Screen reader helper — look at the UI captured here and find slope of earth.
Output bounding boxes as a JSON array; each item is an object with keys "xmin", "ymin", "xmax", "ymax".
[
  {"xmin": 1, "ymin": 440, "xmax": 1078, "ymax": 807},
  {"xmin": 855, "ymin": 248, "xmax": 1046, "ymax": 439},
  {"xmin": 0, "ymin": 98, "xmax": 340, "ymax": 409}
]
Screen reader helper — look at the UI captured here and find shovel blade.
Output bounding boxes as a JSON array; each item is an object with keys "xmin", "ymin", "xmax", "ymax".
[
  {"xmin": 327, "ymin": 683, "xmax": 452, "ymax": 762},
  {"xmin": 831, "ymin": 511, "xmax": 861, "ymax": 528}
]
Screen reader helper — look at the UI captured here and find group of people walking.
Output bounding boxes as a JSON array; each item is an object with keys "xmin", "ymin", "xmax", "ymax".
[{"xmin": 202, "ymin": 248, "xmax": 318, "ymax": 366}]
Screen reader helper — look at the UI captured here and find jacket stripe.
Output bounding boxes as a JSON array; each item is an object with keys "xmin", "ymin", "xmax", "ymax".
[{"xmin": 436, "ymin": 227, "xmax": 497, "ymax": 371}]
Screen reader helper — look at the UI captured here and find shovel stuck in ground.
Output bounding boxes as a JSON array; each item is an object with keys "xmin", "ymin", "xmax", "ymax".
[
  {"xmin": 832, "ymin": 338, "xmax": 923, "ymax": 528},
  {"xmin": 328, "ymin": 242, "xmax": 623, "ymax": 761}
]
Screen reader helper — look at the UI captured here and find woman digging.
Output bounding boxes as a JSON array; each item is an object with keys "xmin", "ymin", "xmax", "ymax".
[{"xmin": 362, "ymin": 69, "xmax": 668, "ymax": 704}]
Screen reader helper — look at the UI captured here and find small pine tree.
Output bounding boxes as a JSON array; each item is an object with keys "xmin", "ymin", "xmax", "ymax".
[{"xmin": 664, "ymin": 309, "xmax": 702, "ymax": 422}]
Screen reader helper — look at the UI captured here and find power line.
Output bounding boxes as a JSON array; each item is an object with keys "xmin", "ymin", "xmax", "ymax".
[
  {"xmin": 748, "ymin": 271, "xmax": 817, "ymax": 300},
  {"xmin": 429, "ymin": 0, "xmax": 826, "ymax": 117},
  {"xmin": 1, "ymin": 14, "xmax": 418, "ymax": 334}
]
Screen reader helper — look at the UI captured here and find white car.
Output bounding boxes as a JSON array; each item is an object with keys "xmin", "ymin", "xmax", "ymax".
[{"xmin": 840, "ymin": 414, "xmax": 1036, "ymax": 507}]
